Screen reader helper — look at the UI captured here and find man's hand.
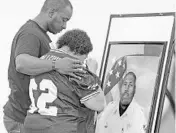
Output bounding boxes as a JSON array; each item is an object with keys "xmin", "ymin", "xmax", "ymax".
[{"xmin": 55, "ymin": 57, "xmax": 86, "ymax": 79}]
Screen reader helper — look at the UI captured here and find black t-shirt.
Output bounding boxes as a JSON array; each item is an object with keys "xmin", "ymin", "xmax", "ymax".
[{"xmin": 3, "ymin": 20, "xmax": 51, "ymax": 123}]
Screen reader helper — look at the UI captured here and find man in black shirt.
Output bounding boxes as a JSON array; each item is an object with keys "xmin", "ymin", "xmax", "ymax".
[{"xmin": 3, "ymin": 0, "xmax": 86, "ymax": 133}]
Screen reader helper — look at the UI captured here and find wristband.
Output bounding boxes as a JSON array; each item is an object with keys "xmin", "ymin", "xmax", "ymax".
[{"xmin": 52, "ymin": 60, "xmax": 56, "ymax": 70}]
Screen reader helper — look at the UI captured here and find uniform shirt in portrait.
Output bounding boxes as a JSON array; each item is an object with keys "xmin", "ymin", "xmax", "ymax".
[
  {"xmin": 96, "ymin": 99, "xmax": 147, "ymax": 133},
  {"xmin": 24, "ymin": 49, "xmax": 101, "ymax": 133},
  {"xmin": 3, "ymin": 20, "xmax": 51, "ymax": 123}
]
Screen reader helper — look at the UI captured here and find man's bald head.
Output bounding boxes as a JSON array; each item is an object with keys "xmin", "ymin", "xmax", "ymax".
[{"xmin": 41, "ymin": 0, "xmax": 73, "ymax": 13}]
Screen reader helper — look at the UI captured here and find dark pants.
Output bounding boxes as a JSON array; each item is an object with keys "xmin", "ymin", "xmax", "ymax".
[{"xmin": 3, "ymin": 115, "xmax": 24, "ymax": 133}]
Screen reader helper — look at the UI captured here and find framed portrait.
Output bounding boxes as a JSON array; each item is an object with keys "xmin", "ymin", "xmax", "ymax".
[{"xmin": 97, "ymin": 12, "xmax": 175, "ymax": 133}]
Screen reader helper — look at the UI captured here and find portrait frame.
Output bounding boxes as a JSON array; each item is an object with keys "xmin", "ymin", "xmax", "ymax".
[{"xmin": 99, "ymin": 12, "xmax": 175, "ymax": 133}]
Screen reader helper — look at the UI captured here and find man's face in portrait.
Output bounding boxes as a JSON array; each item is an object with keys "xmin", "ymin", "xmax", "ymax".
[{"xmin": 120, "ymin": 73, "xmax": 136, "ymax": 105}]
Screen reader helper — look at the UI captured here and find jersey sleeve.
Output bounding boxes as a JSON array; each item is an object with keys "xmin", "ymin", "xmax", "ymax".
[
  {"xmin": 69, "ymin": 70, "xmax": 102, "ymax": 104},
  {"xmin": 15, "ymin": 33, "xmax": 40, "ymax": 57}
]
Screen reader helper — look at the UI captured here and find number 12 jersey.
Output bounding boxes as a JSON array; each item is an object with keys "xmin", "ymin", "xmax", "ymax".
[{"xmin": 24, "ymin": 49, "xmax": 101, "ymax": 133}]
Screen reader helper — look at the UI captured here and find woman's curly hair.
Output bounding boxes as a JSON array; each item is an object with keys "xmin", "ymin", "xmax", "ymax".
[{"xmin": 57, "ymin": 29, "xmax": 93, "ymax": 55}]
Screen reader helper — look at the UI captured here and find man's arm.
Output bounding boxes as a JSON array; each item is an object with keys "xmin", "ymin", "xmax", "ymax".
[
  {"xmin": 16, "ymin": 54, "xmax": 84, "ymax": 76},
  {"xmin": 16, "ymin": 54, "xmax": 52, "ymax": 75},
  {"xmin": 15, "ymin": 33, "xmax": 85, "ymax": 77}
]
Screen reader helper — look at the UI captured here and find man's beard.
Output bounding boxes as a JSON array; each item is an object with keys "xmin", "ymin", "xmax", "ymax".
[{"xmin": 120, "ymin": 93, "xmax": 133, "ymax": 106}]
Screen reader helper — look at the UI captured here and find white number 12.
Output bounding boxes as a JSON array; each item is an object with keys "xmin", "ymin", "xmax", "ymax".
[{"xmin": 29, "ymin": 78, "xmax": 58, "ymax": 116}]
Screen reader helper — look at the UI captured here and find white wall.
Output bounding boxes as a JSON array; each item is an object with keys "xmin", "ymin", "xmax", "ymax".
[{"xmin": 0, "ymin": 0, "xmax": 175, "ymax": 132}]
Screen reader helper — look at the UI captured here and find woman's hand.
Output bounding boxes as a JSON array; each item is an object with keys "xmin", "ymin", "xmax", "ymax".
[{"xmin": 86, "ymin": 58, "xmax": 98, "ymax": 74}]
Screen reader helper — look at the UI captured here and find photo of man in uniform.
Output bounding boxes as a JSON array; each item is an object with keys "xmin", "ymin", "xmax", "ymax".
[{"xmin": 96, "ymin": 72, "xmax": 147, "ymax": 133}]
